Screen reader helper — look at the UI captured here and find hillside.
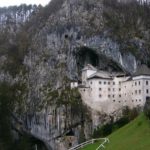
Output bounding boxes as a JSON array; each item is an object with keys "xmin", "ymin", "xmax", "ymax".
[
  {"xmin": 81, "ymin": 114, "xmax": 150, "ymax": 150},
  {"xmin": 106, "ymin": 114, "xmax": 150, "ymax": 150}
]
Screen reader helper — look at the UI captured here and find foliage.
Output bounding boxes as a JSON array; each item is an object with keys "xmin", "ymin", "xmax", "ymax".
[
  {"xmin": 103, "ymin": 0, "xmax": 150, "ymax": 59},
  {"xmin": 92, "ymin": 107, "xmax": 139, "ymax": 138},
  {"xmin": 79, "ymin": 127, "xmax": 86, "ymax": 144},
  {"xmin": 144, "ymin": 97, "xmax": 150, "ymax": 119},
  {"xmin": 0, "ymin": 82, "xmax": 14, "ymax": 150},
  {"xmin": 16, "ymin": 135, "xmax": 32, "ymax": 150},
  {"xmin": 81, "ymin": 113, "xmax": 150, "ymax": 150}
]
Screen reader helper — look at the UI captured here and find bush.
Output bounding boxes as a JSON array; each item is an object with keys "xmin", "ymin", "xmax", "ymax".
[
  {"xmin": 93, "ymin": 107, "xmax": 139, "ymax": 138},
  {"xmin": 144, "ymin": 97, "xmax": 150, "ymax": 119}
]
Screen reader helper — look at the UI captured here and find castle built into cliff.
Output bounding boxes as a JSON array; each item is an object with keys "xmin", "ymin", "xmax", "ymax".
[{"xmin": 71, "ymin": 64, "xmax": 150, "ymax": 113}]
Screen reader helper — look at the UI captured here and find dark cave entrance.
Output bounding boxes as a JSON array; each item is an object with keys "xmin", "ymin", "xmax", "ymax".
[{"xmin": 76, "ymin": 46, "xmax": 99, "ymax": 71}]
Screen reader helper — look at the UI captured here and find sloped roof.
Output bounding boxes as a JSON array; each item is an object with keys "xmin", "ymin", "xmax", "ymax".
[
  {"xmin": 87, "ymin": 71, "xmax": 112, "ymax": 80},
  {"xmin": 134, "ymin": 64, "xmax": 150, "ymax": 76},
  {"xmin": 82, "ymin": 64, "xmax": 97, "ymax": 71},
  {"xmin": 112, "ymin": 72, "xmax": 127, "ymax": 77}
]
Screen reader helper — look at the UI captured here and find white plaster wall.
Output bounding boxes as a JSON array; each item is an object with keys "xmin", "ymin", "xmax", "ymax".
[
  {"xmin": 79, "ymin": 70, "xmax": 150, "ymax": 114},
  {"xmin": 82, "ymin": 70, "xmax": 97, "ymax": 84},
  {"xmin": 88, "ymin": 78, "xmax": 113, "ymax": 102}
]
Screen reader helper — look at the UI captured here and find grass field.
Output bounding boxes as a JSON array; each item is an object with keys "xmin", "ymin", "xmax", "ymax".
[
  {"xmin": 80, "ymin": 141, "xmax": 102, "ymax": 150},
  {"xmin": 80, "ymin": 114, "xmax": 150, "ymax": 150}
]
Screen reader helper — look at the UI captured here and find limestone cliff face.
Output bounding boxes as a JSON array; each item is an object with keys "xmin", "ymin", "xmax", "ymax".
[
  {"xmin": 0, "ymin": 0, "xmax": 150, "ymax": 149},
  {"xmin": 22, "ymin": 0, "xmax": 137, "ymax": 149}
]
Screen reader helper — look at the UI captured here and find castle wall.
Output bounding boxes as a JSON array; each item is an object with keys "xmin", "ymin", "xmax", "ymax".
[
  {"xmin": 82, "ymin": 69, "xmax": 97, "ymax": 85},
  {"xmin": 78, "ymin": 67, "xmax": 150, "ymax": 114}
]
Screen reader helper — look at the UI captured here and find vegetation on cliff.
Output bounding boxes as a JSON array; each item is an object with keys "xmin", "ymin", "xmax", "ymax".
[{"xmin": 104, "ymin": 0, "xmax": 150, "ymax": 65}]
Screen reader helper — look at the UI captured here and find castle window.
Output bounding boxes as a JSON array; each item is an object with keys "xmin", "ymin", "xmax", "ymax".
[
  {"xmin": 119, "ymin": 95, "xmax": 121, "ymax": 97},
  {"xmin": 108, "ymin": 82, "xmax": 110, "ymax": 85},
  {"xmin": 119, "ymin": 88, "xmax": 121, "ymax": 91},
  {"xmin": 135, "ymin": 82, "xmax": 137, "ymax": 86},
  {"xmin": 99, "ymin": 94, "xmax": 102, "ymax": 98},
  {"xmin": 119, "ymin": 82, "xmax": 121, "ymax": 85},
  {"xmin": 139, "ymin": 90, "xmax": 141, "ymax": 94},
  {"xmin": 132, "ymin": 100, "xmax": 134, "ymax": 102},
  {"xmin": 108, "ymin": 95, "xmax": 111, "ymax": 98},
  {"xmin": 146, "ymin": 89, "xmax": 149, "ymax": 94},
  {"xmin": 113, "ymin": 82, "xmax": 115, "ymax": 85},
  {"xmin": 146, "ymin": 81, "xmax": 149, "ymax": 85},
  {"xmin": 119, "ymin": 101, "xmax": 121, "ymax": 103},
  {"xmin": 99, "ymin": 88, "xmax": 101, "ymax": 91},
  {"xmin": 135, "ymin": 90, "xmax": 137, "ymax": 94},
  {"xmin": 99, "ymin": 81, "xmax": 101, "ymax": 84},
  {"xmin": 90, "ymin": 81, "xmax": 92, "ymax": 84},
  {"xmin": 139, "ymin": 81, "xmax": 140, "ymax": 85},
  {"xmin": 83, "ymin": 89, "xmax": 85, "ymax": 92},
  {"xmin": 108, "ymin": 88, "xmax": 111, "ymax": 91},
  {"xmin": 104, "ymin": 81, "xmax": 106, "ymax": 85},
  {"xmin": 113, "ymin": 100, "xmax": 115, "ymax": 102},
  {"xmin": 136, "ymin": 99, "xmax": 137, "ymax": 102},
  {"xmin": 113, "ymin": 88, "xmax": 115, "ymax": 92},
  {"xmin": 139, "ymin": 99, "xmax": 141, "ymax": 102}
]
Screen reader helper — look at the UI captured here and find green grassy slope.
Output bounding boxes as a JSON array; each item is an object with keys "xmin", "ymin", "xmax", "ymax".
[
  {"xmin": 80, "ymin": 114, "xmax": 150, "ymax": 150},
  {"xmin": 105, "ymin": 114, "xmax": 150, "ymax": 150},
  {"xmin": 80, "ymin": 141, "xmax": 102, "ymax": 150}
]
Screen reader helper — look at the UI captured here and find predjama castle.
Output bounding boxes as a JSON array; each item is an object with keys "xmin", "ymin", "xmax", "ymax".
[{"xmin": 71, "ymin": 64, "xmax": 150, "ymax": 114}]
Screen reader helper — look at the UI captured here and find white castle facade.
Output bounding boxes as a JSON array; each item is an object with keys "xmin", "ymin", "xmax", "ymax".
[{"xmin": 71, "ymin": 64, "xmax": 150, "ymax": 114}]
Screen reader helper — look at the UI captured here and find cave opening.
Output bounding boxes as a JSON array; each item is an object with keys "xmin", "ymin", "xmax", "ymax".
[
  {"xmin": 76, "ymin": 46, "xmax": 99, "ymax": 76},
  {"xmin": 76, "ymin": 46, "xmax": 99, "ymax": 69}
]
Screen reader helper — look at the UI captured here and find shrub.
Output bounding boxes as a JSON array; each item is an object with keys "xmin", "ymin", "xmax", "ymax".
[{"xmin": 144, "ymin": 97, "xmax": 150, "ymax": 119}]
